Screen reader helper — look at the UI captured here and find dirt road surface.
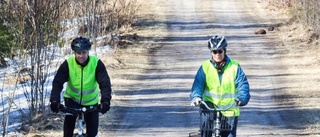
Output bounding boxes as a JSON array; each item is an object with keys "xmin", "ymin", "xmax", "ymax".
[
  {"xmin": 98, "ymin": 0, "xmax": 320, "ymax": 137},
  {"xmin": 5, "ymin": 0, "xmax": 320, "ymax": 137}
]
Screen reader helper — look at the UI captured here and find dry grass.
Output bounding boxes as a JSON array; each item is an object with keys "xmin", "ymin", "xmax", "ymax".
[{"xmin": 262, "ymin": 0, "xmax": 320, "ymax": 132}]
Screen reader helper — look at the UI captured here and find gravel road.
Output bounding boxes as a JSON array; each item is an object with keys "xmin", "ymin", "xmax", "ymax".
[{"xmin": 99, "ymin": 0, "xmax": 319, "ymax": 137}]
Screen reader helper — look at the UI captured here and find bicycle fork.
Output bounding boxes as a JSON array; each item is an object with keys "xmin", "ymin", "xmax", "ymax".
[
  {"xmin": 214, "ymin": 112, "xmax": 221, "ymax": 137},
  {"xmin": 77, "ymin": 113, "xmax": 84, "ymax": 136}
]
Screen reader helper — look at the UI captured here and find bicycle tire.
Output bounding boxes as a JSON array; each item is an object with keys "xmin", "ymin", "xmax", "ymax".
[{"xmin": 73, "ymin": 133, "xmax": 86, "ymax": 137}]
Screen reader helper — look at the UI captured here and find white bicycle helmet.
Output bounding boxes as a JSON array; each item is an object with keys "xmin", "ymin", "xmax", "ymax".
[{"xmin": 208, "ymin": 35, "xmax": 227, "ymax": 50}]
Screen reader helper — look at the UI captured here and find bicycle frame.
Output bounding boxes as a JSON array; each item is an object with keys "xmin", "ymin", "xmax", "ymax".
[
  {"xmin": 189, "ymin": 101, "xmax": 236, "ymax": 137},
  {"xmin": 59, "ymin": 105, "xmax": 99, "ymax": 137}
]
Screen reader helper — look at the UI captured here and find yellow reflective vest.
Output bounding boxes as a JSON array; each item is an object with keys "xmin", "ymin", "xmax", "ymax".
[
  {"xmin": 64, "ymin": 55, "xmax": 100, "ymax": 106},
  {"xmin": 202, "ymin": 59, "xmax": 240, "ymax": 117}
]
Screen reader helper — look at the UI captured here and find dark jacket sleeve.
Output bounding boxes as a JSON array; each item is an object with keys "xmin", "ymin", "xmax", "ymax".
[
  {"xmin": 50, "ymin": 60, "xmax": 69, "ymax": 102},
  {"xmin": 96, "ymin": 60, "xmax": 112, "ymax": 104}
]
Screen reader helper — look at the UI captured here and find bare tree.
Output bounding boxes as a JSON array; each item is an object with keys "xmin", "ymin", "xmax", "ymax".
[
  {"xmin": 0, "ymin": 0, "xmax": 65, "ymax": 134},
  {"xmin": 269, "ymin": 0, "xmax": 320, "ymax": 32}
]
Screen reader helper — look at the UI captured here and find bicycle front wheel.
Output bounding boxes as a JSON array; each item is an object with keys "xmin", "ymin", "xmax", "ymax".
[{"xmin": 73, "ymin": 133, "xmax": 86, "ymax": 137}]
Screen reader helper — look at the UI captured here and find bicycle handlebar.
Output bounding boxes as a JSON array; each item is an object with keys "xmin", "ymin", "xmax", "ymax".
[
  {"xmin": 200, "ymin": 101, "xmax": 236, "ymax": 111},
  {"xmin": 59, "ymin": 105, "xmax": 100, "ymax": 116}
]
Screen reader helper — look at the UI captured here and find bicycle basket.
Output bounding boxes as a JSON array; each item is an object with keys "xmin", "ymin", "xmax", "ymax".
[{"xmin": 200, "ymin": 109, "xmax": 235, "ymax": 132}]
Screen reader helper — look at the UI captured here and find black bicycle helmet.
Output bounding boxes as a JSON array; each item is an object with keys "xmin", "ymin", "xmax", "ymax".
[
  {"xmin": 208, "ymin": 35, "xmax": 227, "ymax": 50},
  {"xmin": 71, "ymin": 37, "xmax": 92, "ymax": 52}
]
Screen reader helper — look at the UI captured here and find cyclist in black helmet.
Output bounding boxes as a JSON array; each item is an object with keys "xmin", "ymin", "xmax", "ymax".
[
  {"xmin": 190, "ymin": 35, "xmax": 250, "ymax": 137},
  {"xmin": 50, "ymin": 36, "xmax": 112, "ymax": 137}
]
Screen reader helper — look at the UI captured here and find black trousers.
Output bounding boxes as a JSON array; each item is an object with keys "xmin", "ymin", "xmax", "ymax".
[{"xmin": 64, "ymin": 98, "xmax": 99, "ymax": 137}]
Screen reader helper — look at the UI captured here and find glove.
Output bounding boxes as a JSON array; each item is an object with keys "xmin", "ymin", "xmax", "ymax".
[
  {"xmin": 50, "ymin": 101, "xmax": 60, "ymax": 113},
  {"xmin": 190, "ymin": 97, "xmax": 201, "ymax": 107},
  {"xmin": 100, "ymin": 102, "xmax": 110, "ymax": 114}
]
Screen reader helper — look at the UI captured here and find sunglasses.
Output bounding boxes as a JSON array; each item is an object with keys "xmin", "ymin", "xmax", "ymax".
[{"xmin": 212, "ymin": 50, "xmax": 224, "ymax": 54}]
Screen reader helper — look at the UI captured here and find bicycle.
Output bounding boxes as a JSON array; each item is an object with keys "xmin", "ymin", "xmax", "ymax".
[
  {"xmin": 189, "ymin": 101, "xmax": 236, "ymax": 137},
  {"xmin": 59, "ymin": 105, "xmax": 100, "ymax": 137}
]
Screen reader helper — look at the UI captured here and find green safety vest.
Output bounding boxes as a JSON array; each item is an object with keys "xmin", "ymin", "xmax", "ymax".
[
  {"xmin": 64, "ymin": 55, "xmax": 100, "ymax": 106},
  {"xmin": 202, "ymin": 59, "xmax": 240, "ymax": 117}
]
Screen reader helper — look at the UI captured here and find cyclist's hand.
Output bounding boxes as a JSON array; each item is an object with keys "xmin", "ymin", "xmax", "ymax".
[
  {"xmin": 235, "ymin": 98, "xmax": 245, "ymax": 106},
  {"xmin": 50, "ymin": 101, "xmax": 60, "ymax": 113},
  {"xmin": 100, "ymin": 102, "xmax": 110, "ymax": 114},
  {"xmin": 190, "ymin": 97, "xmax": 201, "ymax": 107}
]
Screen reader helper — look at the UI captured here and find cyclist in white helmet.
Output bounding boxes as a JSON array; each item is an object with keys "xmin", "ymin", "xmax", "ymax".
[{"xmin": 190, "ymin": 35, "xmax": 250, "ymax": 137}]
